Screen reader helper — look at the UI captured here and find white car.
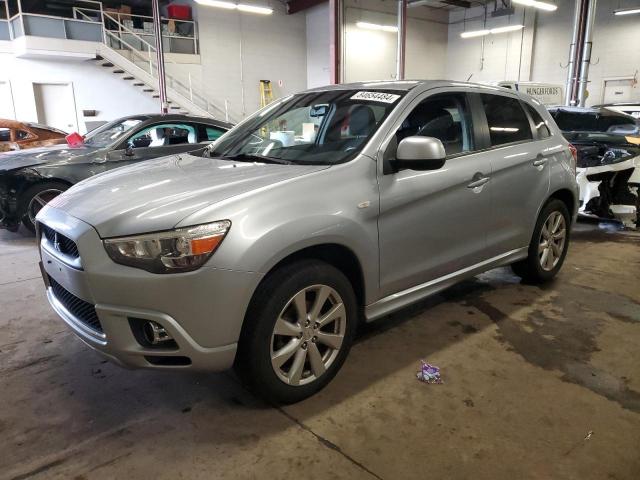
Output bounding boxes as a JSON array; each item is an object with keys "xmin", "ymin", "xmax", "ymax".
[
  {"xmin": 593, "ymin": 103, "xmax": 640, "ymax": 120},
  {"xmin": 548, "ymin": 106, "xmax": 640, "ymax": 229}
]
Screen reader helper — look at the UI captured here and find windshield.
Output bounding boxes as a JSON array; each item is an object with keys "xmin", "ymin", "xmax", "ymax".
[
  {"xmin": 549, "ymin": 109, "xmax": 638, "ymax": 134},
  {"xmin": 209, "ymin": 90, "xmax": 403, "ymax": 165},
  {"xmin": 84, "ymin": 117, "xmax": 146, "ymax": 147}
]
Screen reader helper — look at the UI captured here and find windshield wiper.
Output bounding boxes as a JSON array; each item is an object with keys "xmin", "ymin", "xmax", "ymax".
[{"xmin": 222, "ymin": 153, "xmax": 292, "ymax": 165}]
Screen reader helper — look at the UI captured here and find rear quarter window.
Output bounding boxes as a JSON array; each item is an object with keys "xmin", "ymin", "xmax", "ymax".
[
  {"xmin": 481, "ymin": 94, "xmax": 533, "ymax": 146},
  {"xmin": 524, "ymin": 104, "xmax": 551, "ymax": 139}
]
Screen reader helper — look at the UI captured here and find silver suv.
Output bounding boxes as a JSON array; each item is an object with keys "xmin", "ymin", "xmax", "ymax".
[{"xmin": 37, "ymin": 81, "xmax": 578, "ymax": 403}]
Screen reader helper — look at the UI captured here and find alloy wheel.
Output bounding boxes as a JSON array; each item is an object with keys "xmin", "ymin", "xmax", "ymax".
[
  {"xmin": 538, "ymin": 211, "xmax": 566, "ymax": 271},
  {"xmin": 27, "ymin": 189, "xmax": 63, "ymax": 225},
  {"xmin": 270, "ymin": 284, "xmax": 346, "ymax": 386}
]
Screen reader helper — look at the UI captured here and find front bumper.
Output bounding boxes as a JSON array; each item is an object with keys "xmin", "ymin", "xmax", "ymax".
[{"xmin": 37, "ymin": 206, "xmax": 263, "ymax": 371}]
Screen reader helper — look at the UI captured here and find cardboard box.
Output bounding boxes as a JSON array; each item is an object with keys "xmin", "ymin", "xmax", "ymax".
[{"xmin": 118, "ymin": 4, "xmax": 132, "ymax": 21}]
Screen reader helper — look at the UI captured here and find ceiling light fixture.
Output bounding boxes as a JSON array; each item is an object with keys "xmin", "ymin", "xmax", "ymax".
[
  {"xmin": 512, "ymin": 0, "xmax": 558, "ymax": 12},
  {"xmin": 356, "ymin": 21, "xmax": 399, "ymax": 33},
  {"xmin": 489, "ymin": 24, "xmax": 525, "ymax": 34},
  {"xmin": 614, "ymin": 7, "xmax": 640, "ymax": 15},
  {"xmin": 195, "ymin": 0, "xmax": 273, "ymax": 14},
  {"xmin": 460, "ymin": 24, "xmax": 524, "ymax": 38}
]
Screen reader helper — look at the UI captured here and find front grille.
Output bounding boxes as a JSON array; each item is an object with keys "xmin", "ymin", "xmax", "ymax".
[
  {"xmin": 49, "ymin": 276, "xmax": 103, "ymax": 333},
  {"xmin": 40, "ymin": 224, "xmax": 79, "ymax": 259}
]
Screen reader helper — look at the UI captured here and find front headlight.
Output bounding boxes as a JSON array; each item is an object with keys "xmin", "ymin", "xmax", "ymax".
[{"xmin": 103, "ymin": 221, "xmax": 231, "ymax": 274}]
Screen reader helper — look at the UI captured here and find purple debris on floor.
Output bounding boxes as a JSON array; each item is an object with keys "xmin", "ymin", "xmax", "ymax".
[{"xmin": 416, "ymin": 361, "xmax": 443, "ymax": 384}]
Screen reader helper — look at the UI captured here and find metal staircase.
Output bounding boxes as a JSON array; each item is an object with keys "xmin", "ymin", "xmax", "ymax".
[{"xmin": 75, "ymin": 9, "xmax": 233, "ymax": 122}]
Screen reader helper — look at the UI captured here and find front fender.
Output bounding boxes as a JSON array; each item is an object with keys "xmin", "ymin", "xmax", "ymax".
[{"xmin": 178, "ymin": 157, "xmax": 381, "ymax": 303}]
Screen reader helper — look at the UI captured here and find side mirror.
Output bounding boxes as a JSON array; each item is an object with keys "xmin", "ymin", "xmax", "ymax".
[
  {"xmin": 395, "ymin": 136, "xmax": 446, "ymax": 171},
  {"xmin": 124, "ymin": 143, "xmax": 135, "ymax": 157}
]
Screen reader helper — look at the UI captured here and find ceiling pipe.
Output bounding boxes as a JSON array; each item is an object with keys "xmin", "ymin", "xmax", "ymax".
[
  {"xmin": 577, "ymin": 0, "xmax": 597, "ymax": 107},
  {"xmin": 152, "ymin": 0, "xmax": 168, "ymax": 114},
  {"xmin": 329, "ymin": 0, "xmax": 343, "ymax": 84},
  {"xmin": 564, "ymin": 0, "xmax": 586, "ymax": 106},
  {"xmin": 396, "ymin": 0, "xmax": 408, "ymax": 80}
]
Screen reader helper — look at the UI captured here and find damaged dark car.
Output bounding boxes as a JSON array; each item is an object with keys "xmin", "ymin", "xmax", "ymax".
[
  {"xmin": 0, "ymin": 114, "xmax": 232, "ymax": 232},
  {"xmin": 548, "ymin": 106, "xmax": 640, "ymax": 229}
]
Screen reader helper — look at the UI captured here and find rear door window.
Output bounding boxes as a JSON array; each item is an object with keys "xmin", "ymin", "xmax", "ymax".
[
  {"xmin": 481, "ymin": 94, "xmax": 533, "ymax": 146},
  {"xmin": 524, "ymin": 104, "xmax": 551, "ymax": 139}
]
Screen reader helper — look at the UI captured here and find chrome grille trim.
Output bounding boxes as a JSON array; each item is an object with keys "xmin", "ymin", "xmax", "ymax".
[{"xmin": 38, "ymin": 222, "xmax": 83, "ymax": 270}]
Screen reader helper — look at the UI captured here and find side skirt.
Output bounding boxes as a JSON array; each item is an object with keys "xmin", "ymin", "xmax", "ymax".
[{"xmin": 364, "ymin": 247, "xmax": 528, "ymax": 322}]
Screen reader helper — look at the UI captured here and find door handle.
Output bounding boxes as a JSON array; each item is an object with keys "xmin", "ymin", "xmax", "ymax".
[
  {"xmin": 533, "ymin": 157, "xmax": 548, "ymax": 167},
  {"xmin": 467, "ymin": 174, "xmax": 490, "ymax": 189}
]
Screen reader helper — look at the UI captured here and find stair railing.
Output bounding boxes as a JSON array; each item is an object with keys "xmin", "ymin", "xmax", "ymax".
[{"xmin": 73, "ymin": 7, "xmax": 233, "ymax": 121}]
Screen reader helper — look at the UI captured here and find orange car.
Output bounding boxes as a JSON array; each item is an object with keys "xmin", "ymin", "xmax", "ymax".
[{"xmin": 0, "ymin": 119, "xmax": 67, "ymax": 152}]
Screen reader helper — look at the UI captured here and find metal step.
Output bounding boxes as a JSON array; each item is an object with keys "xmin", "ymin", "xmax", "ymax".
[
  {"xmin": 133, "ymin": 82, "xmax": 144, "ymax": 86},
  {"xmin": 101, "ymin": 62, "xmax": 114, "ymax": 67},
  {"xmin": 113, "ymin": 69, "xmax": 124, "ymax": 74},
  {"xmin": 169, "ymin": 106, "xmax": 180, "ymax": 110},
  {"xmin": 123, "ymin": 76, "xmax": 134, "ymax": 80},
  {"xmin": 143, "ymin": 88, "xmax": 154, "ymax": 92}
]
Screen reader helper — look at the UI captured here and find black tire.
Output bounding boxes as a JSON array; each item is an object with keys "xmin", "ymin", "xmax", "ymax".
[
  {"xmin": 235, "ymin": 260, "xmax": 357, "ymax": 404},
  {"xmin": 511, "ymin": 198, "xmax": 571, "ymax": 283},
  {"xmin": 20, "ymin": 182, "xmax": 69, "ymax": 233}
]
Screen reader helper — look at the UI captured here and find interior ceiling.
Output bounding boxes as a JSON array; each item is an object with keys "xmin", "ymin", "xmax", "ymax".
[{"xmin": 410, "ymin": 0, "xmax": 495, "ymax": 10}]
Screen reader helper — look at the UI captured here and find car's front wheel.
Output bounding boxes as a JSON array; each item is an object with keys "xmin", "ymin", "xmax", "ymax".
[
  {"xmin": 21, "ymin": 182, "xmax": 69, "ymax": 233},
  {"xmin": 235, "ymin": 260, "xmax": 357, "ymax": 404},
  {"xmin": 511, "ymin": 198, "xmax": 571, "ymax": 283}
]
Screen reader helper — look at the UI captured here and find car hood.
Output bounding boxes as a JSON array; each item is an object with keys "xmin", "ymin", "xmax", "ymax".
[
  {"xmin": 47, "ymin": 154, "xmax": 330, "ymax": 237},
  {"xmin": 564, "ymin": 132, "xmax": 640, "ymax": 168},
  {"xmin": 0, "ymin": 144, "xmax": 101, "ymax": 172}
]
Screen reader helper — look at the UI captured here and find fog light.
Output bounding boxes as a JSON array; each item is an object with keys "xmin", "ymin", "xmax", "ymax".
[{"xmin": 143, "ymin": 321, "xmax": 173, "ymax": 345}]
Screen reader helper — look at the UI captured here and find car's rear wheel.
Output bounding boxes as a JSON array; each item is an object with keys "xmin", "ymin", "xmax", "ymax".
[
  {"xmin": 235, "ymin": 260, "xmax": 357, "ymax": 404},
  {"xmin": 511, "ymin": 198, "xmax": 571, "ymax": 283},
  {"xmin": 21, "ymin": 182, "xmax": 68, "ymax": 233}
]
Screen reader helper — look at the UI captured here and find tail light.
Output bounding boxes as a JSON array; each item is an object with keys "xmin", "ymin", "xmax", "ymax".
[{"xmin": 568, "ymin": 143, "xmax": 578, "ymax": 176}]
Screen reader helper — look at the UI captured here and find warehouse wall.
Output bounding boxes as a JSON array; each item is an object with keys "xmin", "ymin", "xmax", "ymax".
[
  {"xmin": 195, "ymin": 2, "xmax": 308, "ymax": 120},
  {"xmin": 304, "ymin": 0, "xmax": 448, "ymax": 85},
  {"xmin": 446, "ymin": 3, "xmax": 640, "ymax": 105},
  {"xmin": 344, "ymin": 0, "xmax": 448, "ymax": 82},
  {"xmin": 0, "ymin": 52, "xmax": 158, "ymax": 133},
  {"xmin": 306, "ymin": 3, "xmax": 331, "ymax": 88}
]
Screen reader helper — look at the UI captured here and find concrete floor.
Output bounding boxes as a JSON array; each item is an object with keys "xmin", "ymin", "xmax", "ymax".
[{"xmin": 1, "ymin": 221, "xmax": 639, "ymax": 480}]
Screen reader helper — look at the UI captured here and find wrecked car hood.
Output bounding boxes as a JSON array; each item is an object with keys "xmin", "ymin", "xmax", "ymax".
[
  {"xmin": 0, "ymin": 145, "xmax": 104, "ymax": 173},
  {"xmin": 46, "ymin": 153, "xmax": 330, "ymax": 237},
  {"xmin": 564, "ymin": 132, "xmax": 640, "ymax": 169}
]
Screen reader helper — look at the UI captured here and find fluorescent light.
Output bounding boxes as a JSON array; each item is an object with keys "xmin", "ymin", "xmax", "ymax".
[
  {"xmin": 614, "ymin": 7, "xmax": 640, "ymax": 15},
  {"xmin": 461, "ymin": 24, "xmax": 523, "ymax": 38},
  {"xmin": 356, "ymin": 21, "xmax": 399, "ymax": 33},
  {"xmin": 489, "ymin": 24, "xmax": 524, "ymax": 34},
  {"xmin": 237, "ymin": 4, "xmax": 273, "ymax": 14},
  {"xmin": 512, "ymin": 0, "xmax": 558, "ymax": 11},
  {"xmin": 460, "ymin": 29, "xmax": 490, "ymax": 38},
  {"xmin": 195, "ymin": 0, "xmax": 273, "ymax": 14},
  {"xmin": 196, "ymin": 0, "xmax": 236, "ymax": 8}
]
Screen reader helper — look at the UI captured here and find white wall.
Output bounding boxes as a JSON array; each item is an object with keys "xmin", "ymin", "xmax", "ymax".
[
  {"xmin": 0, "ymin": 52, "xmax": 159, "ymax": 133},
  {"xmin": 306, "ymin": 3, "xmax": 330, "ymax": 88},
  {"xmin": 307, "ymin": 0, "xmax": 449, "ymax": 83},
  {"xmin": 530, "ymin": 1, "xmax": 640, "ymax": 104},
  {"xmin": 446, "ymin": 3, "xmax": 640, "ymax": 105},
  {"xmin": 195, "ymin": 2, "xmax": 308, "ymax": 120}
]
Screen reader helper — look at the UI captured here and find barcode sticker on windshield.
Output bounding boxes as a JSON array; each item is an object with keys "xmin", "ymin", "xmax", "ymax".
[{"xmin": 351, "ymin": 91, "xmax": 401, "ymax": 104}]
